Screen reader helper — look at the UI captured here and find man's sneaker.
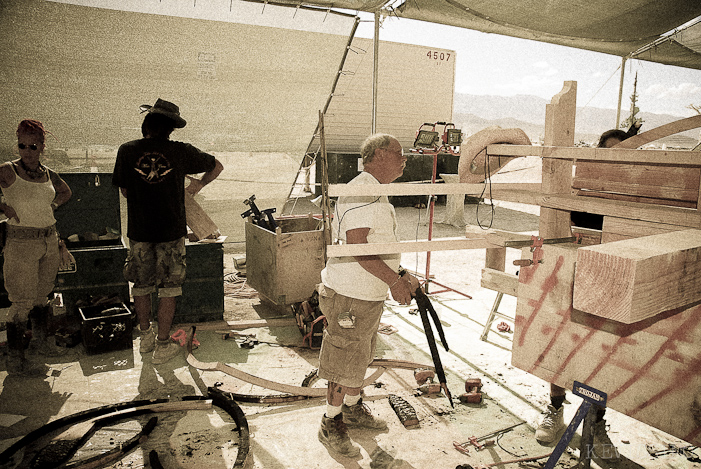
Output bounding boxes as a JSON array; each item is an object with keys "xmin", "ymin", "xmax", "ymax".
[
  {"xmin": 591, "ymin": 419, "xmax": 621, "ymax": 461},
  {"xmin": 318, "ymin": 414, "xmax": 361, "ymax": 457},
  {"xmin": 152, "ymin": 338, "xmax": 181, "ymax": 364},
  {"xmin": 535, "ymin": 405, "xmax": 565, "ymax": 443},
  {"xmin": 139, "ymin": 324, "xmax": 156, "ymax": 353},
  {"xmin": 342, "ymin": 400, "xmax": 388, "ymax": 430}
]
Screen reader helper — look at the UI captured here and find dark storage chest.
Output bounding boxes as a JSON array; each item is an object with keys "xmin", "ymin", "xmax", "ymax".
[
  {"xmin": 54, "ymin": 172, "xmax": 129, "ymax": 314},
  {"xmin": 79, "ymin": 302, "xmax": 132, "ymax": 354}
]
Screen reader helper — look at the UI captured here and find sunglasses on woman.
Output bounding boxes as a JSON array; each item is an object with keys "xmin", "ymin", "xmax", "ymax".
[{"xmin": 18, "ymin": 143, "xmax": 39, "ymax": 151}]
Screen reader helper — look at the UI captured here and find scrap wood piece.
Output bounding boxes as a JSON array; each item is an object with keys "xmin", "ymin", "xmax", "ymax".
[
  {"xmin": 184, "ymin": 189, "xmax": 220, "ymax": 241},
  {"xmin": 186, "ymin": 326, "xmax": 432, "ymax": 397},
  {"xmin": 573, "ymin": 229, "xmax": 701, "ymax": 323}
]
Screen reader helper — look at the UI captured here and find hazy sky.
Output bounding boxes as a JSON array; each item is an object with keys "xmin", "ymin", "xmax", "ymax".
[{"xmin": 354, "ymin": 14, "xmax": 701, "ymax": 118}]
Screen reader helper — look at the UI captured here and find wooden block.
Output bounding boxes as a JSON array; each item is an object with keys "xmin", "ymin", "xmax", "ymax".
[
  {"xmin": 184, "ymin": 191, "xmax": 220, "ymax": 240},
  {"xmin": 512, "ymin": 243, "xmax": 701, "ymax": 447},
  {"xmin": 573, "ymin": 229, "xmax": 701, "ymax": 323},
  {"xmin": 481, "ymin": 268, "xmax": 518, "ymax": 297}
]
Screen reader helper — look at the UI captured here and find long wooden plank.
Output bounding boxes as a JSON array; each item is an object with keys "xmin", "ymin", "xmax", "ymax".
[
  {"xmin": 601, "ymin": 216, "xmax": 686, "ymax": 243},
  {"xmin": 574, "ymin": 162, "xmax": 699, "ymax": 191},
  {"xmin": 487, "ymin": 144, "xmax": 701, "ymax": 166},
  {"xmin": 576, "ymin": 190, "xmax": 696, "ymax": 209},
  {"xmin": 572, "ymin": 229, "xmax": 701, "ymax": 324},
  {"xmin": 613, "ymin": 114, "xmax": 701, "ymax": 149},
  {"xmin": 328, "ymin": 182, "xmax": 540, "ymax": 197},
  {"xmin": 184, "ymin": 191, "xmax": 220, "ymax": 240},
  {"xmin": 539, "ymin": 193, "xmax": 701, "ymax": 228},
  {"xmin": 326, "ymin": 237, "xmax": 494, "ymax": 257}
]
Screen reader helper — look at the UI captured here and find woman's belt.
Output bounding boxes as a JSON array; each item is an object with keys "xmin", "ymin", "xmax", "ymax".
[{"xmin": 6, "ymin": 224, "xmax": 57, "ymax": 239}]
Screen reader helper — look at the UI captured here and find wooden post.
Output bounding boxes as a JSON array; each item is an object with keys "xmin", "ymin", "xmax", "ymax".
[{"xmin": 540, "ymin": 81, "xmax": 576, "ymax": 239}]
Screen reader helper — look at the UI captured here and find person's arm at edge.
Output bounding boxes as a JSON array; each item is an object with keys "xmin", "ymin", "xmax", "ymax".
[
  {"xmin": 49, "ymin": 170, "xmax": 72, "ymax": 209},
  {"xmin": 187, "ymin": 158, "xmax": 224, "ymax": 196}
]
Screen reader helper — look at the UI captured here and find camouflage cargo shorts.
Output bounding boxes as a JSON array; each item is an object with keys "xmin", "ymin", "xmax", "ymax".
[{"xmin": 124, "ymin": 237, "xmax": 186, "ymax": 298}]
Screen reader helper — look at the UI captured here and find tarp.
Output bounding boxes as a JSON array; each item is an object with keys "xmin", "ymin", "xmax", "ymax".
[{"xmin": 255, "ymin": 0, "xmax": 701, "ymax": 70}]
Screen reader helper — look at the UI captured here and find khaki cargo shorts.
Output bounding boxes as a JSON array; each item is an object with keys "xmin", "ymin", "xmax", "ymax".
[
  {"xmin": 124, "ymin": 237, "xmax": 186, "ymax": 298},
  {"xmin": 316, "ymin": 284, "xmax": 385, "ymax": 388}
]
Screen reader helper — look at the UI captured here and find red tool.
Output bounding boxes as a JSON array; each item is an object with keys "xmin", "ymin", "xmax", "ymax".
[
  {"xmin": 414, "ymin": 368, "xmax": 435, "ymax": 385},
  {"xmin": 171, "ymin": 329, "xmax": 199, "ymax": 347},
  {"xmin": 460, "ymin": 377, "xmax": 483, "ymax": 404},
  {"xmin": 453, "ymin": 421, "xmax": 526, "ymax": 455}
]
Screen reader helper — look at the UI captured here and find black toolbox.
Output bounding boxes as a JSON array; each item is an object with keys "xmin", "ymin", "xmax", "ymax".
[{"xmin": 54, "ymin": 173, "xmax": 129, "ymax": 315}]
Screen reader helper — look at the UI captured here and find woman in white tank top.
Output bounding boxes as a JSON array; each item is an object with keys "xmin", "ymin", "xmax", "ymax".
[{"xmin": 0, "ymin": 119, "xmax": 72, "ymax": 376}]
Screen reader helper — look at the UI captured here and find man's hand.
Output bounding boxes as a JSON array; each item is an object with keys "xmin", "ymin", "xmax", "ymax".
[
  {"xmin": 186, "ymin": 176, "xmax": 204, "ymax": 196},
  {"xmin": 389, "ymin": 272, "xmax": 420, "ymax": 305}
]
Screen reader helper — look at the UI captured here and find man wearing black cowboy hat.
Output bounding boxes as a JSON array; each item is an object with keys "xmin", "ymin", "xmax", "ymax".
[{"xmin": 113, "ymin": 98, "xmax": 223, "ymax": 364}]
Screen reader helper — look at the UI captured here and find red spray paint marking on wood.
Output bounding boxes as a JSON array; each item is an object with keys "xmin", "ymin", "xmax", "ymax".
[
  {"xmin": 517, "ymin": 255, "xmax": 565, "ymax": 348},
  {"xmin": 609, "ymin": 312, "xmax": 701, "ymax": 403}
]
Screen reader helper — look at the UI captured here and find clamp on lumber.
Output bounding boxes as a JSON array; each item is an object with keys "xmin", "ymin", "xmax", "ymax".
[{"xmin": 512, "ymin": 235, "xmax": 577, "ymax": 267}]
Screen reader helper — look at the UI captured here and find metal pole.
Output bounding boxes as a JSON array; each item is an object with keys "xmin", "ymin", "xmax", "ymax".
[
  {"xmin": 615, "ymin": 56, "xmax": 627, "ymax": 129},
  {"xmin": 372, "ymin": 10, "xmax": 380, "ymax": 134}
]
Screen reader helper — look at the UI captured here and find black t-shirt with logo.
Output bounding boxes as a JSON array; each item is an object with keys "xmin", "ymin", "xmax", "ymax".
[{"xmin": 112, "ymin": 137, "xmax": 216, "ymax": 242}]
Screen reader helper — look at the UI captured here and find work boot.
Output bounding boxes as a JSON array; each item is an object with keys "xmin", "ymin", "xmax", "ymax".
[
  {"xmin": 342, "ymin": 399, "xmax": 388, "ymax": 430},
  {"xmin": 591, "ymin": 419, "xmax": 621, "ymax": 461},
  {"xmin": 6, "ymin": 321, "xmax": 45, "ymax": 377},
  {"xmin": 318, "ymin": 413, "xmax": 361, "ymax": 457},
  {"xmin": 138, "ymin": 323, "xmax": 156, "ymax": 353},
  {"xmin": 152, "ymin": 338, "xmax": 181, "ymax": 365},
  {"xmin": 535, "ymin": 405, "xmax": 565, "ymax": 443},
  {"xmin": 27, "ymin": 305, "xmax": 66, "ymax": 357}
]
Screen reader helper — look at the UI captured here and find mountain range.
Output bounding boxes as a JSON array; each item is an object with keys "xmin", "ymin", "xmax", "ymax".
[{"xmin": 453, "ymin": 93, "xmax": 700, "ymax": 148}]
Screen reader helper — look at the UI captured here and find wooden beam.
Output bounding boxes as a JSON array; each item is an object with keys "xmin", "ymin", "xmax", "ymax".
[
  {"xmin": 184, "ymin": 192, "xmax": 220, "ymax": 240},
  {"xmin": 328, "ymin": 182, "xmax": 541, "ymax": 197},
  {"xmin": 487, "ymin": 144, "xmax": 701, "ymax": 166},
  {"xmin": 540, "ymin": 81, "xmax": 576, "ymax": 239},
  {"xmin": 613, "ymin": 114, "xmax": 701, "ymax": 149},
  {"xmin": 573, "ymin": 229, "xmax": 701, "ymax": 323},
  {"xmin": 325, "ymin": 237, "xmax": 493, "ymax": 257},
  {"xmin": 481, "ymin": 268, "xmax": 518, "ymax": 296},
  {"xmin": 539, "ymin": 193, "xmax": 701, "ymax": 228},
  {"xmin": 465, "ymin": 225, "xmax": 533, "ymax": 247},
  {"xmin": 602, "ymin": 216, "xmax": 687, "ymax": 243}
]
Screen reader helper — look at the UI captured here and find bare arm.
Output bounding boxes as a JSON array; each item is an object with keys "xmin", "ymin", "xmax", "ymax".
[
  {"xmin": 50, "ymin": 171, "xmax": 72, "ymax": 209},
  {"xmin": 346, "ymin": 227, "xmax": 418, "ymax": 305},
  {"xmin": 186, "ymin": 158, "xmax": 224, "ymax": 195},
  {"xmin": 0, "ymin": 164, "xmax": 18, "ymax": 221}
]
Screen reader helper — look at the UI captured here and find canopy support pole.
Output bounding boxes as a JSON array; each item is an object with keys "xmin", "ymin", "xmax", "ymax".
[
  {"xmin": 372, "ymin": 10, "xmax": 380, "ymax": 134},
  {"xmin": 615, "ymin": 57, "xmax": 627, "ymax": 129}
]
